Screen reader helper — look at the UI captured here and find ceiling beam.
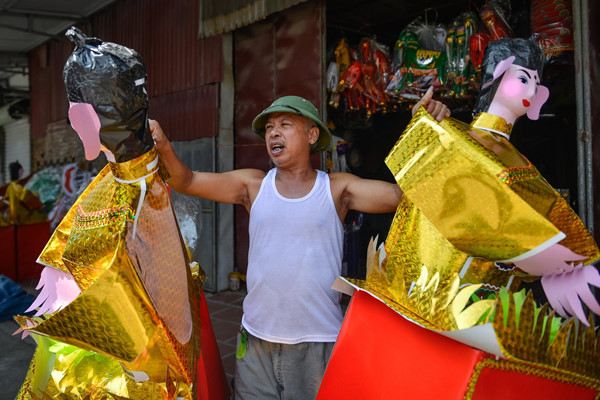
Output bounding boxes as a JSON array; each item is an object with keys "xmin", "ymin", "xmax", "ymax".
[
  {"xmin": 0, "ymin": 8, "xmax": 84, "ymax": 20},
  {"xmin": 0, "ymin": 22, "xmax": 60, "ymax": 38},
  {"xmin": 0, "ymin": 67, "xmax": 28, "ymax": 75},
  {"xmin": 0, "ymin": 51, "xmax": 27, "ymax": 57}
]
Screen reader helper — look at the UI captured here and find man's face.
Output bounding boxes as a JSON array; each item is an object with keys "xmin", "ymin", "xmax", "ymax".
[{"xmin": 264, "ymin": 112, "xmax": 318, "ymax": 165}]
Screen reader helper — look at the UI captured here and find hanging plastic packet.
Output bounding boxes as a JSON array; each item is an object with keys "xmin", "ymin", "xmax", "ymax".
[
  {"xmin": 385, "ymin": 17, "xmax": 449, "ymax": 101},
  {"xmin": 445, "ymin": 11, "xmax": 479, "ymax": 98}
]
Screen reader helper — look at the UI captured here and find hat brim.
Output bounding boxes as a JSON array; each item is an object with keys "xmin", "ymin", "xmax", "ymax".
[{"xmin": 252, "ymin": 106, "xmax": 331, "ymax": 154}]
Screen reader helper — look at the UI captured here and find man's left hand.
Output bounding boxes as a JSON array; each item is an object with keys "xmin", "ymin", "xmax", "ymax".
[{"xmin": 412, "ymin": 86, "xmax": 451, "ymax": 121}]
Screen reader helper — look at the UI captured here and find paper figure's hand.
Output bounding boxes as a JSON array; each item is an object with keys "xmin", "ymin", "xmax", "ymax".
[
  {"xmin": 25, "ymin": 266, "xmax": 81, "ymax": 317},
  {"xmin": 513, "ymin": 243, "xmax": 587, "ymax": 276},
  {"xmin": 541, "ymin": 264, "xmax": 600, "ymax": 325}
]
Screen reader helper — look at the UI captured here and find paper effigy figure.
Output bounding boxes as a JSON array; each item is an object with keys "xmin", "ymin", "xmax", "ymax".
[
  {"xmin": 14, "ymin": 27, "xmax": 228, "ymax": 400},
  {"xmin": 319, "ymin": 37, "xmax": 600, "ymax": 399}
]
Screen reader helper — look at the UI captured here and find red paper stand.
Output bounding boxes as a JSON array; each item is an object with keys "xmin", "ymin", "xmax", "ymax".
[
  {"xmin": 197, "ymin": 290, "xmax": 231, "ymax": 400},
  {"xmin": 0, "ymin": 225, "xmax": 17, "ymax": 280},
  {"xmin": 316, "ymin": 290, "xmax": 598, "ymax": 400},
  {"xmin": 16, "ymin": 222, "xmax": 50, "ymax": 281}
]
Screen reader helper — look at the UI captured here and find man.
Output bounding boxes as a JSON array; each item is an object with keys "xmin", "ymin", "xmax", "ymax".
[{"xmin": 150, "ymin": 89, "xmax": 449, "ymax": 400}]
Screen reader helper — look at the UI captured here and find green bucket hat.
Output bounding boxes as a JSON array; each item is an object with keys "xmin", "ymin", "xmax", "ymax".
[{"xmin": 252, "ymin": 96, "xmax": 332, "ymax": 153}]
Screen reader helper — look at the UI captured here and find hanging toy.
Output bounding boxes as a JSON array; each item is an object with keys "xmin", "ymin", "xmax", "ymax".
[
  {"xmin": 480, "ymin": 0, "xmax": 514, "ymax": 40},
  {"xmin": 386, "ymin": 30, "xmax": 420, "ymax": 98},
  {"xmin": 338, "ymin": 60, "xmax": 364, "ymax": 111},
  {"xmin": 470, "ymin": 33, "xmax": 492, "ymax": 73}
]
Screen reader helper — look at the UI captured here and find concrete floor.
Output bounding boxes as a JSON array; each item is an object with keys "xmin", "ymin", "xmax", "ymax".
[
  {"xmin": 0, "ymin": 318, "xmax": 36, "ymax": 400},
  {"xmin": 0, "ymin": 283, "xmax": 246, "ymax": 400}
]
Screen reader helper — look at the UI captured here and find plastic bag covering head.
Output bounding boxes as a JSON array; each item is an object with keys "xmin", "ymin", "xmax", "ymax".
[
  {"xmin": 63, "ymin": 27, "xmax": 154, "ymax": 163},
  {"xmin": 473, "ymin": 37, "xmax": 545, "ymax": 117}
]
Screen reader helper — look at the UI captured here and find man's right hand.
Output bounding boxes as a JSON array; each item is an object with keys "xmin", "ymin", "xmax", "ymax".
[{"xmin": 149, "ymin": 119, "xmax": 171, "ymax": 154}]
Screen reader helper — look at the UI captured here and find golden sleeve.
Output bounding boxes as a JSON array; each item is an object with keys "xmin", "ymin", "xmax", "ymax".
[
  {"xmin": 37, "ymin": 165, "xmax": 111, "ymax": 273},
  {"xmin": 385, "ymin": 108, "xmax": 562, "ymax": 261}
]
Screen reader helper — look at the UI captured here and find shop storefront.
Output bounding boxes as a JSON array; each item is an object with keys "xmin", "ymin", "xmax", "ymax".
[{"xmin": 219, "ymin": 0, "xmax": 598, "ymax": 275}]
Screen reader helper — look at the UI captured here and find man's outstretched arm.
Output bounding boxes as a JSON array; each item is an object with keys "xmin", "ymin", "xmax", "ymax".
[
  {"xmin": 149, "ymin": 119, "xmax": 264, "ymax": 210},
  {"xmin": 330, "ymin": 172, "xmax": 403, "ymax": 221}
]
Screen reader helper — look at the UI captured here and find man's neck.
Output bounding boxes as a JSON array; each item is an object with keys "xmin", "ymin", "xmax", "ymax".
[{"xmin": 274, "ymin": 165, "xmax": 318, "ymax": 199}]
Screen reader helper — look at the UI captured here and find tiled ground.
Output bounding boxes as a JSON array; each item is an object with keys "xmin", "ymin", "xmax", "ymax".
[{"xmin": 204, "ymin": 289, "xmax": 246, "ymax": 382}]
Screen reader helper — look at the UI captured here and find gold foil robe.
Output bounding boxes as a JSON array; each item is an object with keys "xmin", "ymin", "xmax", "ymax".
[
  {"xmin": 353, "ymin": 108, "xmax": 599, "ymax": 331},
  {"xmin": 15, "ymin": 147, "xmax": 205, "ymax": 399}
]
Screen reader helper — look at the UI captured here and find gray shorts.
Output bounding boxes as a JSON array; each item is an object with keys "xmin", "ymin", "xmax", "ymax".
[{"xmin": 233, "ymin": 328, "xmax": 335, "ymax": 400}]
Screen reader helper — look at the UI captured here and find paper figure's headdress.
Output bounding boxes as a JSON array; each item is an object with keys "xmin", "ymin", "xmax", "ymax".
[{"xmin": 63, "ymin": 27, "xmax": 153, "ymax": 162}]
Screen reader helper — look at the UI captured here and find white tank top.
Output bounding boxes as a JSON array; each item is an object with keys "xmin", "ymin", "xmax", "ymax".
[{"xmin": 242, "ymin": 168, "xmax": 344, "ymax": 344}]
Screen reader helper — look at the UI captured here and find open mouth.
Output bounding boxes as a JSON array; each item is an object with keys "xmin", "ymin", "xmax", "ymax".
[
  {"xmin": 522, "ymin": 99, "xmax": 530, "ymax": 107},
  {"xmin": 271, "ymin": 143, "xmax": 285, "ymax": 154}
]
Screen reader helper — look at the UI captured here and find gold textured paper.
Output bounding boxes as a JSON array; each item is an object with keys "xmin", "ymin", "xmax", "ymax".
[
  {"xmin": 16, "ymin": 148, "xmax": 205, "ymax": 399},
  {"xmin": 349, "ymin": 108, "xmax": 600, "ymax": 383}
]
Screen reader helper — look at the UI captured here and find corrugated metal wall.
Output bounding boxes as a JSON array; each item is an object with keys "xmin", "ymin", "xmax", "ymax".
[
  {"xmin": 90, "ymin": 0, "xmax": 222, "ymax": 141},
  {"xmin": 29, "ymin": 41, "xmax": 71, "ymax": 140},
  {"xmin": 233, "ymin": 0, "xmax": 324, "ymax": 274},
  {"xmin": 29, "ymin": 0, "xmax": 223, "ymax": 144}
]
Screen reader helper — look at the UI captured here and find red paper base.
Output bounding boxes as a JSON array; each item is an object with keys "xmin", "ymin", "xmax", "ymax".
[
  {"xmin": 472, "ymin": 365, "xmax": 596, "ymax": 400},
  {"xmin": 0, "ymin": 225, "xmax": 16, "ymax": 281},
  {"xmin": 317, "ymin": 290, "xmax": 598, "ymax": 400},
  {"xmin": 16, "ymin": 222, "xmax": 50, "ymax": 281},
  {"xmin": 196, "ymin": 290, "xmax": 231, "ymax": 400}
]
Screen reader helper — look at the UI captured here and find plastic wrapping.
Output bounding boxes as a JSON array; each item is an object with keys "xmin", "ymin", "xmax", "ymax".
[
  {"xmin": 171, "ymin": 191, "xmax": 203, "ymax": 258},
  {"xmin": 385, "ymin": 18, "xmax": 448, "ymax": 101},
  {"xmin": 469, "ymin": 33, "xmax": 492, "ymax": 72},
  {"xmin": 47, "ymin": 163, "xmax": 97, "ymax": 231},
  {"xmin": 333, "ymin": 37, "xmax": 391, "ymax": 115},
  {"xmin": 445, "ymin": 11, "xmax": 479, "ymax": 98},
  {"xmin": 473, "ymin": 37, "xmax": 545, "ymax": 116},
  {"xmin": 24, "ymin": 167, "xmax": 62, "ymax": 213},
  {"xmin": 63, "ymin": 27, "xmax": 154, "ymax": 163}
]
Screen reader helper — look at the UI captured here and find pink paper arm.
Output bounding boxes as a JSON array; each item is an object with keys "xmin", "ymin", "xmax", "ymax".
[
  {"xmin": 513, "ymin": 243, "xmax": 587, "ymax": 276},
  {"xmin": 541, "ymin": 265, "xmax": 600, "ymax": 325},
  {"xmin": 25, "ymin": 266, "xmax": 81, "ymax": 317}
]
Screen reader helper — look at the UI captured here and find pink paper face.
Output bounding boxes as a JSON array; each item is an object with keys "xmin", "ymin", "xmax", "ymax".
[
  {"xmin": 68, "ymin": 102, "xmax": 101, "ymax": 160},
  {"xmin": 490, "ymin": 62, "xmax": 549, "ymax": 121}
]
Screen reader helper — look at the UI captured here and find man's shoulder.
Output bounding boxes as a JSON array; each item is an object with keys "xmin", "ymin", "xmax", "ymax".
[
  {"xmin": 328, "ymin": 171, "xmax": 359, "ymax": 184},
  {"xmin": 327, "ymin": 172, "xmax": 360, "ymax": 197},
  {"xmin": 235, "ymin": 168, "xmax": 268, "ymax": 178},
  {"xmin": 232, "ymin": 168, "xmax": 268, "ymax": 188}
]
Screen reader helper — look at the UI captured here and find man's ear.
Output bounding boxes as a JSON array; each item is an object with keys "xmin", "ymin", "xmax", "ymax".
[{"xmin": 309, "ymin": 126, "xmax": 320, "ymax": 145}]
